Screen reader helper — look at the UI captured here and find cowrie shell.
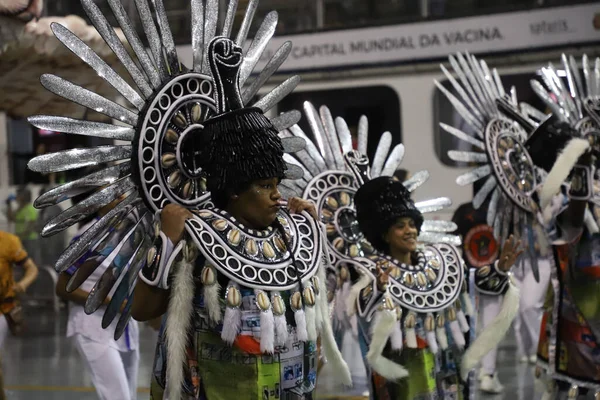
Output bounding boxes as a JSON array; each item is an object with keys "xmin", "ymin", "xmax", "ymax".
[
  {"xmin": 405, "ymin": 312, "xmax": 416, "ymax": 328},
  {"xmin": 436, "ymin": 314, "xmax": 445, "ymax": 328},
  {"xmin": 161, "ymin": 153, "xmax": 176, "ymax": 168},
  {"xmin": 168, "ymin": 171, "xmax": 181, "ymax": 188},
  {"xmin": 333, "ymin": 237, "xmax": 344, "ymax": 251},
  {"xmin": 290, "ymin": 292, "xmax": 303, "ymax": 310},
  {"xmin": 272, "ymin": 294, "xmax": 285, "ymax": 316},
  {"xmin": 201, "ymin": 266, "xmax": 216, "ymax": 286},
  {"xmin": 173, "ymin": 111, "xmax": 186, "ymax": 128},
  {"xmin": 227, "ymin": 229, "xmax": 241, "ymax": 246},
  {"xmin": 262, "ymin": 241, "xmax": 275, "ymax": 259},
  {"xmin": 349, "ymin": 244, "xmax": 359, "ymax": 257},
  {"xmin": 425, "ymin": 314, "xmax": 435, "ymax": 331},
  {"xmin": 165, "ymin": 128, "xmax": 179, "ymax": 144},
  {"xmin": 388, "ymin": 266, "xmax": 401, "ymax": 280},
  {"xmin": 394, "ymin": 306, "xmax": 403, "ymax": 320},
  {"xmin": 274, "ymin": 236, "xmax": 286, "ymax": 252},
  {"xmin": 212, "ymin": 219, "xmax": 228, "ymax": 232},
  {"xmin": 256, "ymin": 291, "xmax": 271, "ymax": 311},
  {"xmin": 182, "ymin": 180, "xmax": 194, "ymax": 199},
  {"xmin": 339, "ymin": 265, "xmax": 349, "ymax": 281},
  {"xmin": 326, "ymin": 224, "xmax": 336, "ymax": 235},
  {"xmin": 311, "ymin": 277, "xmax": 320, "ymax": 296},
  {"xmin": 199, "ymin": 211, "xmax": 212, "ymax": 218},
  {"xmin": 226, "ymin": 287, "xmax": 241, "ymax": 308},
  {"xmin": 339, "ymin": 192, "xmax": 350, "ymax": 206},
  {"xmin": 326, "ymin": 196, "xmax": 339, "ymax": 210},
  {"xmin": 303, "ymin": 286, "xmax": 316, "ymax": 306},
  {"xmin": 403, "ymin": 272, "xmax": 415, "ymax": 287},
  {"xmin": 416, "ymin": 272, "xmax": 427, "ymax": 287},
  {"xmin": 245, "ymin": 239, "xmax": 258, "ymax": 256},
  {"xmin": 425, "ymin": 268, "xmax": 437, "ymax": 283},
  {"xmin": 447, "ymin": 307, "xmax": 457, "ymax": 321},
  {"xmin": 382, "ymin": 296, "xmax": 394, "ymax": 310},
  {"xmin": 191, "ymin": 103, "xmax": 202, "ymax": 123}
]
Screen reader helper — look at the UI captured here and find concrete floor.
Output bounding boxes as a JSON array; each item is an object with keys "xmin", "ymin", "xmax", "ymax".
[{"xmin": 0, "ymin": 306, "xmax": 571, "ymax": 400}]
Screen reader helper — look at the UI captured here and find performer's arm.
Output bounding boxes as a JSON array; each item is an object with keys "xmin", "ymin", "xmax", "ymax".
[
  {"xmin": 14, "ymin": 257, "xmax": 38, "ymax": 294},
  {"xmin": 132, "ymin": 204, "xmax": 191, "ymax": 321}
]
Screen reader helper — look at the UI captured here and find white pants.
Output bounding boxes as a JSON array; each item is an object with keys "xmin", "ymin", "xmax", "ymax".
[
  {"xmin": 74, "ymin": 334, "xmax": 139, "ymax": 400},
  {"xmin": 0, "ymin": 317, "xmax": 8, "ymax": 349},
  {"xmin": 478, "ymin": 293, "xmax": 502, "ymax": 375},
  {"xmin": 513, "ymin": 258, "xmax": 551, "ymax": 357}
]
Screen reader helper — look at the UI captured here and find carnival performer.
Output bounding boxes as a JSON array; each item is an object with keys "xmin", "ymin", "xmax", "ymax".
[
  {"xmin": 496, "ymin": 53, "xmax": 600, "ymax": 399},
  {"xmin": 351, "ymin": 176, "xmax": 522, "ymax": 399},
  {"xmin": 26, "ymin": 1, "xmax": 351, "ymax": 399},
  {"xmin": 279, "ymin": 104, "xmax": 524, "ymax": 399}
]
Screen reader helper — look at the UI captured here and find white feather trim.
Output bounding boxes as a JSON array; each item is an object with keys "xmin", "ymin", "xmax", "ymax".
[
  {"xmin": 367, "ymin": 310, "xmax": 409, "ymax": 381},
  {"xmin": 426, "ymin": 330, "xmax": 439, "ymax": 354},
  {"xmin": 345, "ymin": 273, "xmax": 372, "ymax": 317},
  {"xmin": 221, "ymin": 306, "xmax": 242, "ymax": 345},
  {"xmin": 333, "ymin": 282, "xmax": 347, "ymax": 325},
  {"xmin": 389, "ymin": 321, "xmax": 403, "ymax": 350},
  {"xmin": 540, "ymin": 138, "xmax": 590, "ymax": 209},
  {"xmin": 460, "ymin": 274, "xmax": 520, "ymax": 380},
  {"xmin": 350, "ymin": 313, "xmax": 359, "ymax": 337},
  {"xmin": 204, "ymin": 282, "xmax": 222, "ymax": 323},
  {"xmin": 305, "ymin": 305, "xmax": 318, "ymax": 342},
  {"xmin": 405, "ymin": 327, "xmax": 417, "ymax": 349},
  {"xmin": 165, "ymin": 259, "xmax": 195, "ymax": 400},
  {"xmin": 457, "ymin": 309, "xmax": 470, "ymax": 333},
  {"xmin": 314, "ymin": 287, "xmax": 324, "ymax": 334},
  {"xmin": 461, "ymin": 292, "xmax": 474, "ymax": 317},
  {"xmin": 274, "ymin": 313, "xmax": 288, "ymax": 346},
  {"xmin": 260, "ymin": 309, "xmax": 275, "ymax": 354},
  {"xmin": 436, "ymin": 326, "xmax": 449, "ymax": 350},
  {"xmin": 449, "ymin": 320, "xmax": 465, "ymax": 350},
  {"xmin": 295, "ymin": 308, "xmax": 308, "ymax": 342},
  {"xmin": 316, "ymin": 245, "xmax": 353, "ymax": 387}
]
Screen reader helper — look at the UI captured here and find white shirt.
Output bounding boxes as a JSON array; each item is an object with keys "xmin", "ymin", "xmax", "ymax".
[{"xmin": 66, "ymin": 220, "xmax": 139, "ymax": 352}]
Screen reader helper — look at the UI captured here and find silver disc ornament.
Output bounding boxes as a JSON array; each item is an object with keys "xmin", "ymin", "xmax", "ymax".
[{"xmin": 135, "ymin": 73, "xmax": 216, "ymax": 211}]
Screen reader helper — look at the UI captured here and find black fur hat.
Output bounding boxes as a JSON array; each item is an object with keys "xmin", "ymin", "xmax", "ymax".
[
  {"xmin": 354, "ymin": 176, "xmax": 423, "ymax": 253},
  {"xmin": 200, "ymin": 37, "xmax": 286, "ymax": 194}
]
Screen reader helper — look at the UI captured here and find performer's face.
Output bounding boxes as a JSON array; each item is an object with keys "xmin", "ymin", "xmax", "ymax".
[
  {"xmin": 231, "ymin": 177, "xmax": 282, "ymax": 229},
  {"xmin": 385, "ymin": 217, "xmax": 418, "ymax": 254}
]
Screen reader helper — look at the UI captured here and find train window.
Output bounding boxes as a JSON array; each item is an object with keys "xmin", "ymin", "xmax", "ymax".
[
  {"xmin": 433, "ymin": 72, "xmax": 548, "ymax": 167},
  {"xmin": 278, "ymin": 86, "xmax": 401, "ymax": 161}
]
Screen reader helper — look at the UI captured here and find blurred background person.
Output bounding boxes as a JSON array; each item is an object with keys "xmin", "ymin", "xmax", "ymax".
[
  {"xmin": 55, "ymin": 192, "xmax": 140, "ymax": 400},
  {"xmin": 0, "ymin": 229, "xmax": 39, "ymax": 399},
  {"xmin": 4, "ymin": 186, "xmax": 40, "ymax": 265},
  {"xmin": 512, "ymin": 223, "xmax": 551, "ymax": 364}
]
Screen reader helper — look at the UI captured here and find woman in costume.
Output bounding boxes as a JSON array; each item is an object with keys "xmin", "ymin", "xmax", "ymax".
[
  {"xmin": 25, "ymin": 1, "xmax": 350, "ymax": 399},
  {"xmin": 280, "ymin": 104, "xmax": 524, "ymax": 399}
]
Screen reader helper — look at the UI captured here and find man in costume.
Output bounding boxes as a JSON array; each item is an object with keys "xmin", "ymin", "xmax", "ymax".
[{"xmin": 26, "ymin": 1, "xmax": 351, "ymax": 399}]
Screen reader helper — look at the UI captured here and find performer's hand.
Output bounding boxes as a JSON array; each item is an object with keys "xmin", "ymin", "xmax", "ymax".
[
  {"xmin": 161, "ymin": 204, "xmax": 193, "ymax": 243},
  {"xmin": 13, "ymin": 281, "xmax": 26, "ymax": 294},
  {"xmin": 287, "ymin": 197, "xmax": 318, "ymax": 220},
  {"xmin": 497, "ymin": 234, "xmax": 524, "ymax": 272}
]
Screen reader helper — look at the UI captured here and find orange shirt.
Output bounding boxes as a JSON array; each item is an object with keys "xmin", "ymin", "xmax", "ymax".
[{"xmin": 0, "ymin": 231, "xmax": 28, "ymax": 314}]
